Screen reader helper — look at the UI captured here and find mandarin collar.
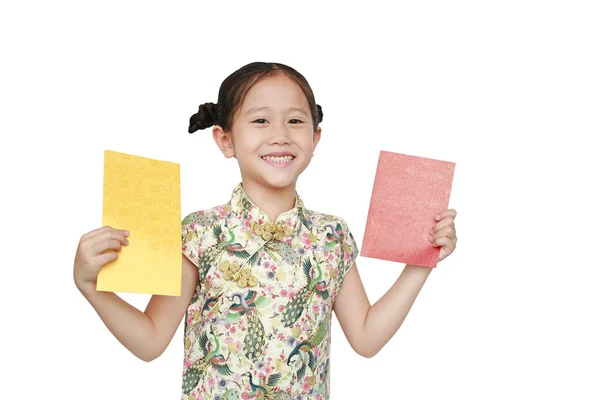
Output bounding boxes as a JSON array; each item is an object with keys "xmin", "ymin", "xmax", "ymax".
[{"xmin": 229, "ymin": 182, "xmax": 305, "ymax": 227}]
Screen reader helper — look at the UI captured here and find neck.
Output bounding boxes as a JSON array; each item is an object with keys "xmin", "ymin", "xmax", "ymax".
[{"xmin": 241, "ymin": 179, "xmax": 297, "ymax": 223}]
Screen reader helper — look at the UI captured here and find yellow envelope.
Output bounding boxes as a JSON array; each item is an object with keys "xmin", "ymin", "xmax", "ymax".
[{"xmin": 98, "ymin": 150, "xmax": 181, "ymax": 296}]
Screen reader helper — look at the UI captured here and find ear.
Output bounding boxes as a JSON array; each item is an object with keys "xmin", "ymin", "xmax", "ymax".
[
  {"xmin": 312, "ymin": 126, "xmax": 322, "ymax": 152},
  {"xmin": 213, "ymin": 125, "xmax": 235, "ymax": 158}
]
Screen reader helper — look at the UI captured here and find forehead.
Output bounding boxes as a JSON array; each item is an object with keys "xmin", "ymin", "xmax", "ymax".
[{"xmin": 241, "ymin": 74, "xmax": 309, "ymax": 110}]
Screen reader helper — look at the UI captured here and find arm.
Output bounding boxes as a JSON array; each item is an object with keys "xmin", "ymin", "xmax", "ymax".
[
  {"xmin": 333, "ymin": 208, "xmax": 458, "ymax": 358},
  {"xmin": 76, "ymin": 254, "xmax": 199, "ymax": 362},
  {"xmin": 333, "ymin": 262, "xmax": 432, "ymax": 358}
]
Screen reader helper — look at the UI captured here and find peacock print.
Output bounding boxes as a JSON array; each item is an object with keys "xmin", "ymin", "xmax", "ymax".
[
  {"xmin": 280, "ymin": 257, "xmax": 329, "ymax": 328},
  {"xmin": 286, "ymin": 318, "xmax": 328, "ymax": 380},
  {"xmin": 298, "ymin": 207, "xmax": 314, "ymax": 231},
  {"xmin": 264, "ymin": 239, "xmax": 300, "ymax": 266},
  {"xmin": 182, "ymin": 211, "xmax": 213, "ymax": 227},
  {"xmin": 323, "ymin": 223, "xmax": 343, "ymax": 251},
  {"xmin": 194, "ymin": 224, "xmax": 254, "ymax": 283},
  {"xmin": 181, "ymin": 326, "xmax": 233, "ymax": 395},
  {"xmin": 242, "ymin": 372, "xmax": 292, "ymax": 400},
  {"xmin": 225, "ymin": 290, "xmax": 270, "ymax": 361},
  {"xmin": 179, "ymin": 183, "xmax": 361, "ymax": 399}
]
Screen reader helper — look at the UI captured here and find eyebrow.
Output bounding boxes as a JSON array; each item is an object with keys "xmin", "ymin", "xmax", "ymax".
[{"xmin": 245, "ymin": 106, "xmax": 309, "ymax": 117}]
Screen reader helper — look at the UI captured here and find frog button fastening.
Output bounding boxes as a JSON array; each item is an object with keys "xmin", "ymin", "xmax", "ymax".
[
  {"xmin": 236, "ymin": 269, "xmax": 258, "ymax": 288},
  {"xmin": 252, "ymin": 221, "xmax": 293, "ymax": 242},
  {"xmin": 219, "ymin": 260, "xmax": 258, "ymax": 288}
]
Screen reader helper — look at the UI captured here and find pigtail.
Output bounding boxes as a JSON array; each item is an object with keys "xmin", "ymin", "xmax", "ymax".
[{"xmin": 188, "ymin": 102, "xmax": 221, "ymax": 133}]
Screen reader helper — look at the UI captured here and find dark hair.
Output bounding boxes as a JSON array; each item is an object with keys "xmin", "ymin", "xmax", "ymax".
[{"xmin": 188, "ymin": 62, "xmax": 323, "ymax": 134}]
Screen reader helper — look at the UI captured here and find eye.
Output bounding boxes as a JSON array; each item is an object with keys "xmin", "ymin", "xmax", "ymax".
[
  {"xmin": 289, "ymin": 119, "xmax": 303, "ymax": 124},
  {"xmin": 252, "ymin": 118, "xmax": 268, "ymax": 124}
]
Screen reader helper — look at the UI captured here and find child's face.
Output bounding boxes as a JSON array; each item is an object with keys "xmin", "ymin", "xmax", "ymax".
[{"xmin": 214, "ymin": 74, "xmax": 321, "ymax": 190}]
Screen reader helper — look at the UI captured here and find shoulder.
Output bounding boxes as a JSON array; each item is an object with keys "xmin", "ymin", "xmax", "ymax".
[
  {"xmin": 303, "ymin": 207, "xmax": 353, "ymax": 232},
  {"xmin": 181, "ymin": 203, "xmax": 232, "ymax": 250},
  {"xmin": 181, "ymin": 203, "xmax": 231, "ymax": 263},
  {"xmin": 182, "ymin": 203, "xmax": 231, "ymax": 229}
]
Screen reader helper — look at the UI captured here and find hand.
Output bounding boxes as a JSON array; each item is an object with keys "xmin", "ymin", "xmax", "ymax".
[
  {"xmin": 429, "ymin": 209, "xmax": 458, "ymax": 262},
  {"xmin": 73, "ymin": 226, "xmax": 129, "ymax": 289}
]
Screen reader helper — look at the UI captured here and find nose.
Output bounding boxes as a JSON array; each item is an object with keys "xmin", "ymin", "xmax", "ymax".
[{"xmin": 267, "ymin": 120, "xmax": 292, "ymax": 145}]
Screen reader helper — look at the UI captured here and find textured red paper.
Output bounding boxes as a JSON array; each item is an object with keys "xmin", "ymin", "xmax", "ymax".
[{"xmin": 361, "ymin": 150, "xmax": 455, "ymax": 268}]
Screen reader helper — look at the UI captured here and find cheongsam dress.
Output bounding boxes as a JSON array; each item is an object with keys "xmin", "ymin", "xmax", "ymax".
[{"xmin": 180, "ymin": 183, "xmax": 359, "ymax": 400}]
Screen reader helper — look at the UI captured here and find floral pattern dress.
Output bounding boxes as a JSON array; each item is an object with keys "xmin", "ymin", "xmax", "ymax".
[{"xmin": 180, "ymin": 183, "xmax": 359, "ymax": 400}]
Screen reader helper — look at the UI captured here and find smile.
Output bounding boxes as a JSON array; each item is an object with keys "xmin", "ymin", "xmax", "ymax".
[{"xmin": 261, "ymin": 155, "xmax": 295, "ymax": 167}]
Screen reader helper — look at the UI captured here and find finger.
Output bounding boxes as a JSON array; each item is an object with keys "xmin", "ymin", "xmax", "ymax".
[
  {"xmin": 94, "ymin": 226, "xmax": 129, "ymax": 238},
  {"xmin": 92, "ymin": 238, "xmax": 122, "ymax": 255},
  {"xmin": 430, "ymin": 218, "xmax": 455, "ymax": 235},
  {"xmin": 83, "ymin": 226, "xmax": 129, "ymax": 241},
  {"xmin": 96, "ymin": 251, "xmax": 119, "ymax": 266},
  {"xmin": 432, "ymin": 236, "xmax": 453, "ymax": 249},
  {"xmin": 93, "ymin": 229, "xmax": 130, "ymax": 246},
  {"xmin": 80, "ymin": 226, "xmax": 112, "ymax": 241},
  {"xmin": 80, "ymin": 229, "xmax": 127, "ymax": 255},
  {"xmin": 431, "ymin": 226, "xmax": 456, "ymax": 241},
  {"xmin": 91, "ymin": 235, "xmax": 128, "ymax": 256},
  {"xmin": 434, "ymin": 209, "xmax": 457, "ymax": 221}
]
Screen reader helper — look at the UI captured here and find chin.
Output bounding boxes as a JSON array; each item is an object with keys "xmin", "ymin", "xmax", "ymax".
[
  {"xmin": 260, "ymin": 164, "xmax": 306, "ymax": 188},
  {"xmin": 261, "ymin": 175, "xmax": 298, "ymax": 190}
]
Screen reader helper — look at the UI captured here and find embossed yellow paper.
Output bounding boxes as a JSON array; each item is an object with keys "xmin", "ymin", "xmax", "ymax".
[{"xmin": 98, "ymin": 150, "xmax": 181, "ymax": 296}]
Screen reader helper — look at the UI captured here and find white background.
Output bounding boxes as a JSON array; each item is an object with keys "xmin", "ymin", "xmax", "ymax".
[{"xmin": 2, "ymin": 1, "xmax": 599, "ymax": 399}]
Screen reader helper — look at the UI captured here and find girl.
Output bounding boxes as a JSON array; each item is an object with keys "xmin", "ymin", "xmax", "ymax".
[{"xmin": 73, "ymin": 61, "xmax": 458, "ymax": 400}]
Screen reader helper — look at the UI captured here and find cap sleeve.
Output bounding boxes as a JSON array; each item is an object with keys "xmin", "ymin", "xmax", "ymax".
[
  {"xmin": 181, "ymin": 211, "xmax": 209, "ymax": 268},
  {"xmin": 332, "ymin": 217, "xmax": 360, "ymax": 304}
]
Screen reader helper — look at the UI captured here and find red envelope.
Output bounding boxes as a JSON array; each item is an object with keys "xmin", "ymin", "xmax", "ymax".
[{"xmin": 361, "ymin": 150, "xmax": 455, "ymax": 268}]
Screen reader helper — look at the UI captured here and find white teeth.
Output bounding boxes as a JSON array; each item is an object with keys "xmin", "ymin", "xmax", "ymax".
[{"xmin": 262, "ymin": 155, "xmax": 293, "ymax": 163}]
